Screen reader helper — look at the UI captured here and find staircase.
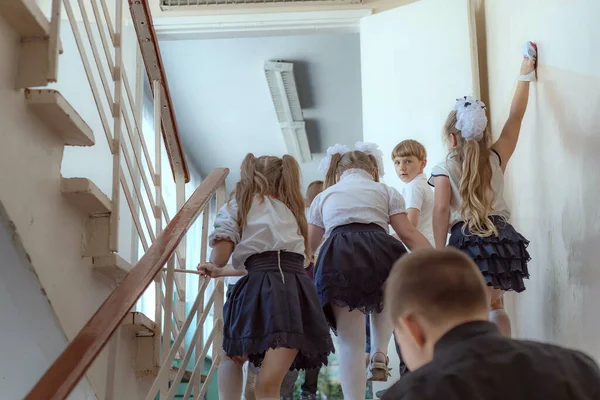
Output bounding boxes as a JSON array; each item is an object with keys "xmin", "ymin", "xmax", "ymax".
[{"xmin": 0, "ymin": 1, "xmax": 227, "ymax": 399}]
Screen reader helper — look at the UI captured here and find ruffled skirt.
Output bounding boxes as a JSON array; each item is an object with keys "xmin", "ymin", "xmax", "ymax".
[{"xmin": 449, "ymin": 216, "xmax": 531, "ymax": 292}]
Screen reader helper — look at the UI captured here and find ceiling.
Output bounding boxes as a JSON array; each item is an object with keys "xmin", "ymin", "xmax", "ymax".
[{"xmin": 158, "ymin": 32, "xmax": 363, "ymax": 191}]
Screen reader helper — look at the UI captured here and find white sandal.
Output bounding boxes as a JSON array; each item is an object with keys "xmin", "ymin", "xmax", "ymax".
[{"xmin": 367, "ymin": 351, "xmax": 391, "ymax": 382}]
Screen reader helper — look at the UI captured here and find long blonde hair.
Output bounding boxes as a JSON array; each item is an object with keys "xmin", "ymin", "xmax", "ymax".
[
  {"xmin": 324, "ymin": 151, "xmax": 379, "ymax": 188},
  {"xmin": 444, "ymin": 110, "xmax": 498, "ymax": 237},
  {"xmin": 234, "ymin": 153, "xmax": 309, "ymax": 259}
]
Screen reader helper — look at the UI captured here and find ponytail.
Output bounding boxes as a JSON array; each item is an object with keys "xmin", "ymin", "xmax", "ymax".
[
  {"xmin": 324, "ymin": 153, "xmax": 343, "ymax": 188},
  {"xmin": 367, "ymin": 154, "xmax": 380, "ymax": 182},
  {"xmin": 235, "ymin": 153, "xmax": 266, "ymax": 230},
  {"xmin": 280, "ymin": 155, "xmax": 310, "ymax": 261},
  {"xmin": 235, "ymin": 153, "xmax": 310, "ymax": 261},
  {"xmin": 459, "ymin": 140, "xmax": 497, "ymax": 237}
]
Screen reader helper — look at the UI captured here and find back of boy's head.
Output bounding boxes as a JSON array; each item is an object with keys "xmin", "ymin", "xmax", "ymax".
[
  {"xmin": 392, "ymin": 140, "xmax": 427, "ymax": 161},
  {"xmin": 385, "ymin": 248, "xmax": 488, "ymax": 327},
  {"xmin": 305, "ymin": 180, "xmax": 324, "ymax": 205},
  {"xmin": 236, "ymin": 153, "xmax": 309, "ymax": 258},
  {"xmin": 324, "ymin": 151, "xmax": 379, "ymax": 188}
]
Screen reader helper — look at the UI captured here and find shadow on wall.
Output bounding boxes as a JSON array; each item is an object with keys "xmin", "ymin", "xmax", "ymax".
[{"xmin": 507, "ymin": 65, "xmax": 600, "ymax": 358}]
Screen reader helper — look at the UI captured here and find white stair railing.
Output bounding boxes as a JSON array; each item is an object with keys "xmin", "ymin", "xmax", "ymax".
[{"xmin": 24, "ymin": 0, "xmax": 226, "ymax": 398}]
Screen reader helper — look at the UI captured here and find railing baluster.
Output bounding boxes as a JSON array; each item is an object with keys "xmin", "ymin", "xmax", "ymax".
[
  {"xmin": 90, "ymin": 0, "xmax": 115, "ymax": 76},
  {"xmin": 76, "ymin": 0, "xmax": 115, "ymax": 116},
  {"xmin": 47, "ymin": 0, "xmax": 61, "ymax": 83},
  {"xmin": 120, "ymin": 172, "xmax": 149, "ymax": 251},
  {"xmin": 123, "ymin": 67, "xmax": 157, "ymax": 183},
  {"xmin": 184, "ymin": 323, "xmax": 218, "ymax": 400},
  {"xmin": 104, "ymin": 332, "xmax": 119, "ymax": 400},
  {"xmin": 63, "ymin": 0, "xmax": 113, "ymax": 147},
  {"xmin": 163, "ymin": 256, "xmax": 176, "ymax": 395},
  {"xmin": 144, "ymin": 279, "xmax": 213, "ymax": 400},
  {"xmin": 110, "ymin": 0, "xmax": 124, "ymax": 252},
  {"xmin": 121, "ymin": 104, "xmax": 158, "ymax": 210},
  {"xmin": 175, "ymin": 170, "xmax": 187, "ymax": 324},
  {"xmin": 194, "ymin": 209, "xmax": 210, "ymax": 395},
  {"xmin": 196, "ymin": 352, "xmax": 221, "ymax": 400},
  {"xmin": 100, "ymin": 0, "xmax": 116, "ymax": 45},
  {"xmin": 212, "ymin": 183, "xmax": 227, "ymax": 359}
]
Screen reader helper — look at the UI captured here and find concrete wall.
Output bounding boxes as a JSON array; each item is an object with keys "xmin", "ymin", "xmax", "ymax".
[
  {"xmin": 479, "ymin": 0, "xmax": 600, "ymax": 361},
  {"xmin": 0, "ymin": 13, "xmax": 151, "ymax": 399},
  {"xmin": 0, "ymin": 206, "xmax": 96, "ymax": 399}
]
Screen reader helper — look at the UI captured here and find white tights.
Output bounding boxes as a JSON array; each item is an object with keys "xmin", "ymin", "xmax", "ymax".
[{"xmin": 332, "ymin": 306, "xmax": 393, "ymax": 400}]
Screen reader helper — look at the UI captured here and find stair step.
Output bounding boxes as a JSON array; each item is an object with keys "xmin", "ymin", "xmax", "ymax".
[
  {"xmin": 92, "ymin": 254, "xmax": 132, "ymax": 284},
  {"xmin": 0, "ymin": 0, "xmax": 49, "ymax": 37},
  {"xmin": 61, "ymin": 178, "xmax": 111, "ymax": 217},
  {"xmin": 123, "ymin": 312, "xmax": 156, "ymax": 337},
  {"xmin": 170, "ymin": 364, "xmax": 196, "ymax": 383},
  {"xmin": 26, "ymin": 89, "xmax": 95, "ymax": 147}
]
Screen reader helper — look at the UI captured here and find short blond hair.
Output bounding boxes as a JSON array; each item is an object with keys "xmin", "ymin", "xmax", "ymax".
[
  {"xmin": 392, "ymin": 140, "xmax": 427, "ymax": 161},
  {"xmin": 384, "ymin": 248, "xmax": 488, "ymax": 325},
  {"xmin": 305, "ymin": 180, "xmax": 323, "ymax": 205}
]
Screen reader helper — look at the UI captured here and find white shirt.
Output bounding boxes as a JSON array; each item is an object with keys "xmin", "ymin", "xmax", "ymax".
[
  {"xmin": 402, "ymin": 173, "xmax": 435, "ymax": 245},
  {"xmin": 428, "ymin": 151, "xmax": 510, "ymax": 231},
  {"xmin": 308, "ymin": 168, "xmax": 407, "ymax": 237},
  {"xmin": 225, "ymin": 276, "xmax": 242, "ymax": 286},
  {"xmin": 208, "ymin": 196, "xmax": 305, "ymax": 271}
]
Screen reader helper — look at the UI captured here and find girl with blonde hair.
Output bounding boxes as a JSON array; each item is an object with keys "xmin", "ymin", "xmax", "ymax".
[
  {"xmin": 429, "ymin": 47, "xmax": 537, "ymax": 336},
  {"xmin": 308, "ymin": 142, "xmax": 431, "ymax": 400},
  {"xmin": 199, "ymin": 153, "xmax": 333, "ymax": 400}
]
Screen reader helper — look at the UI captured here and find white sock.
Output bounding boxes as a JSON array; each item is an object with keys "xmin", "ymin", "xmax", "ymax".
[
  {"xmin": 218, "ymin": 356, "xmax": 243, "ymax": 400},
  {"xmin": 332, "ymin": 306, "xmax": 367, "ymax": 400},
  {"xmin": 370, "ymin": 311, "xmax": 393, "ymax": 361}
]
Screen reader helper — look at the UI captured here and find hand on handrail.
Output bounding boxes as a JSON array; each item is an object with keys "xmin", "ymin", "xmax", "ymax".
[{"xmin": 196, "ymin": 263, "xmax": 247, "ymax": 279}]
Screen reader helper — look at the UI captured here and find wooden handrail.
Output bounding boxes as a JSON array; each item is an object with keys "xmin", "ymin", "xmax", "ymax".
[
  {"xmin": 25, "ymin": 168, "xmax": 229, "ymax": 400},
  {"xmin": 128, "ymin": 0, "xmax": 190, "ymax": 183}
]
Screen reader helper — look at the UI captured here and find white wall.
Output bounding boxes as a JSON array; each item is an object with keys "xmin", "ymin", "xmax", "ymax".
[
  {"xmin": 481, "ymin": 0, "xmax": 600, "ymax": 361},
  {"xmin": 0, "ymin": 210, "xmax": 96, "ymax": 400},
  {"xmin": 360, "ymin": 0, "xmax": 475, "ymax": 194},
  {"xmin": 359, "ymin": 0, "xmax": 475, "ymax": 390}
]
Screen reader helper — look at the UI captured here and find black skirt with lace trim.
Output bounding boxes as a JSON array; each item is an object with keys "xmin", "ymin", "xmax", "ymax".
[
  {"xmin": 222, "ymin": 251, "xmax": 334, "ymax": 371},
  {"xmin": 314, "ymin": 223, "xmax": 408, "ymax": 333},
  {"xmin": 449, "ymin": 216, "xmax": 531, "ymax": 292}
]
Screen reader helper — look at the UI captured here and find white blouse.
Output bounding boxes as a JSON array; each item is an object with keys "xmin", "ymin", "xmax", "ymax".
[
  {"xmin": 308, "ymin": 168, "xmax": 407, "ymax": 237},
  {"xmin": 209, "ymin": 196, "xmax": 305, "ymax": 271},
  {"xmin": 402, "ymin": 173, "xmax": 435, "ymax": 245},
  {"xmin": 428, "ymin": 151, "xmax": 511, "ymax": 230}
]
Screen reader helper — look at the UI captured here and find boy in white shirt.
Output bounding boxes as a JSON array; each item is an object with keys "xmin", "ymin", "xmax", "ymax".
[
  {"xmin": 374, "ymin": 140, "xmax": 434, "ymax": 398},
  {"xmin": 392, "ymin": 140, "xmax": 435, "ymax": 245}
]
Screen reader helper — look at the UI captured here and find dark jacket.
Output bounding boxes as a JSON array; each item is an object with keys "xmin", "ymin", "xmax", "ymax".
[{"xmin": 383, "ymin": 321, "xmax": 600, "ymax": 400}]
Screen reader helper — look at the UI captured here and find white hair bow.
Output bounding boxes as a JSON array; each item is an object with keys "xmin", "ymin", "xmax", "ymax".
[
  {"xmin": 454, "ymin": 96, "xmax": 488, "ymax": 142},
  {"xmin": 317, "ymin": 144, "xmax": 350, "ymax": 174},
  {"xmin": 355, "ymin": 141, "xmax": 385, "ymax": 177}
]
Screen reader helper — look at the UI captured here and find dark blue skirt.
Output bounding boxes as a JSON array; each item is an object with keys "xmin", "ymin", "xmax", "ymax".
[
  {"xmin": 222, "ymin": 251, "xmax": 334, "ymax": 370},
  {"xmin": 315, "ymin": 223, "xmax": 408, "ymax": 332},
  {"xmin": 449, "ymin": 216, "xmax": 531, "ymax": 292}
]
